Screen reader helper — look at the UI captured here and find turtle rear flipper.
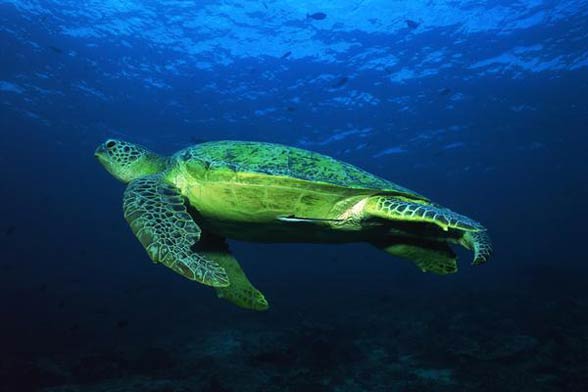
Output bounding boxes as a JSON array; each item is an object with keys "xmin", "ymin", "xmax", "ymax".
[
  {"xmin": 364, "ymin": 196, "xmax": 484, "ymax": 232},
  {"xmin": 459, "ymin": 230, "xmax": 493, "ymax": 265},
  {"xmin": 123, "ymin": 174, "xmax": 229, "ymax": 287},
  {"xmin": 373, "ymin": 237, "xmax": 458, "ymax": 275},
  {"xmin": 196, "ymin": 233, "xmax": 269, "ymax": 311}
]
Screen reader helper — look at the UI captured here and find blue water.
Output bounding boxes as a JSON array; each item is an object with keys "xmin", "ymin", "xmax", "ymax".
[{"xmin": 1, "ymin": 1, "xmax": 587, "ymax": 391}]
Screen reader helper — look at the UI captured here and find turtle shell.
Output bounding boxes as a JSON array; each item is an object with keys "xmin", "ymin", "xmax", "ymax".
[{"xmin": 176, "ymin": 141, "xmax": 427, "ymax": 200}]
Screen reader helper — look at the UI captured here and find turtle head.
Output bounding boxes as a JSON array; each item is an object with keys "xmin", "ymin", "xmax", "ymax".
[{"xmin": 95, "ymin": 139, "xmax": 167, "ymax": 183}]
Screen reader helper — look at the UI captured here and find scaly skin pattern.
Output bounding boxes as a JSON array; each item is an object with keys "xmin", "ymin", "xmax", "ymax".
[
  {"xmin": 162, "ymin": 140, "xmax": 492, "ymax": 265},
  {"xmin": 194, "ymin": 232, "xmax": 269, "ymax": 310},
  {"xmin": 460, "ymin": 231, "xmax": 493, "ymax": 265},
  {"xmin": 205, "ymin": 249, "xmax": 269, "ymax": 311},
  {"xmin": 364, "ymin": 196, "xmax": 485, "ymax": 232},
  {"xmin": 123, "ymin": 175, "xmax": 230, "ymax": 287},
  {"xmin": 96, "ymin": 139, "xmax": 492, "ymax": 283},
  {"xmin": 95, "ymin": 139, "xmax": 167, "ymax": 183},
  {"xmin": 165, "ymin": 141, "xmax": 425, "ymax": 240},
  {"xmin": 377, "ymin": 242, "xmax": 458, "ymax": 275},
  {"xmin": 173, "ymin": 141, "xmax": 426, "ymax": 199}
]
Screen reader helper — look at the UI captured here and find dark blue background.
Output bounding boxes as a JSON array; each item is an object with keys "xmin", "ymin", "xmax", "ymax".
[{"xmin": 1, "ymin": 1, "xmax": 587, "ymax": 390}]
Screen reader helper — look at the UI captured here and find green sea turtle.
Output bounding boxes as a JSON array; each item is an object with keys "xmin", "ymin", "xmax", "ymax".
[{"xmin": 95, "ymin": 139, "xmax": 492, "ymax": 311}]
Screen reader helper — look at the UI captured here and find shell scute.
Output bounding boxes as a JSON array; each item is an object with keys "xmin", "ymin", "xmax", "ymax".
[{"xmin": 176, "ymin": 141, "xmax": 425, "ymax": 199}]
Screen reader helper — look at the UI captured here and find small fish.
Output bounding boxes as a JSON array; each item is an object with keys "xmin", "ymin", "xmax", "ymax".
[
  {"xmin": 405, "ymin": 19, "xmax": 419, "ymax": 29},
  {"xmin": 307, "ymin": 12, "xmax": 327, "ymax": 20},
  {"xmin": 332, "ymin": 76, "xmax": 349, "ymax": 88},
  {"xmin": 262, "ymin": 2, "xmax": 268, "ymax": 10},
  {"xmin": 286, "ymin": 106, "xmax": 297, "ymax": 112},
  {"xmin": 280, "ymin": 51, "xmax": 292, "ymax": 59},
  {"xmin": 49, "ymin": 45, "xmax": 63, "ymax": 54},
  {"xmin": 439, "ymin": 87, "xmax": 451, "ymax": 96},
  {"xmin": 4, "ymin": 225, "xmax": 16, "ymax": 236}
]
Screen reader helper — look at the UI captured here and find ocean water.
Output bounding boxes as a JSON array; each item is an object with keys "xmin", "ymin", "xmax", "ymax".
[{"xmin": 1, "ymin": 0, "xmax": 587, "ymax": 391}]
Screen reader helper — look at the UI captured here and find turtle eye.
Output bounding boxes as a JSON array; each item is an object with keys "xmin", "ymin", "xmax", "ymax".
[{"xmin": 106, "ymin": 140, "xmax": 116, "ymax": 149}]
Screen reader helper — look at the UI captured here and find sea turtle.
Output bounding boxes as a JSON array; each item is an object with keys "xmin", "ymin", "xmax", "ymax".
[{"xmin": 95, "ymin": 139, "xmax": 492, "ymax": 311}]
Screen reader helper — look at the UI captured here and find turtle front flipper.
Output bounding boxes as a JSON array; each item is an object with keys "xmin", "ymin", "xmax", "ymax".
[
  {"xmin": 459, "ymin": 230, "xmax": 493, "ymax": 265},
  {"xmin": 123, "ymin": 174, "xmax": 229, "ymax": 287},
  {"xmin": 195, "ymin": 233, "xmax": 269, "ymax": 311},
  {"xmin": 364, "ymin": 196, "xmax": 484, "ymax": 232}
]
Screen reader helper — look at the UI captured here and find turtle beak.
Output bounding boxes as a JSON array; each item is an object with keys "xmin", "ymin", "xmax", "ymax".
[{"xmin": 94, "ymin": 144, "xmax": 106, "ymax": 158}]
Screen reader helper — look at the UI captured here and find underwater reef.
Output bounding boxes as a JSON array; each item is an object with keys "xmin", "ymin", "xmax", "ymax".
[{"xmin": 2, "ymin": 268, "xmax": 586, "ymax": 392}]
